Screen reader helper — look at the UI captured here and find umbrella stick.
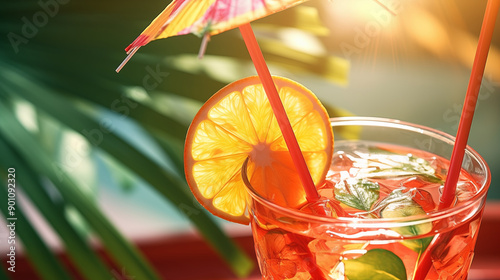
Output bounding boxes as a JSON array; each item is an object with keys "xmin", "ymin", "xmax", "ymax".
[
  {"xmin": 414, "ymin": 1, "xmax": 499, "ymax": 279},
  {"xmin": 239, "ymin": 23, "xmax": 320, "ymax": 203},
  {"xmin": 116, "ymin": 47, "xmax": 140, "ymax": 73}
]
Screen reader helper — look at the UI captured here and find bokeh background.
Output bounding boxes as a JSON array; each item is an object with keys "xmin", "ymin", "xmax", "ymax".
[
  {"xmin": 1, "ymin": 0, "xmax": 499, "ymax": 279},
  {"xmin": 313, "ymin": 0, "xmax": 500, "ymax": 198}
]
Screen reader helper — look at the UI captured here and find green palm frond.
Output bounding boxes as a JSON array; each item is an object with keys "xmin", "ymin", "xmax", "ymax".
[{"xmin": 0, "ymin": 0, "xmax": 350, "ymax": 279}]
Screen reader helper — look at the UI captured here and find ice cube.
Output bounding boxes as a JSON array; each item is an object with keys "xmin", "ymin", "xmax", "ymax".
[
  {"xmin": 317, "ymin": 180, "xmax": 335, "ymax": 198},
  {"xmin": 258, "ymin": 230, "xmax": 300, "ymax": 279},
  {"xmin": 300, "ymin": 196, "xmax": 346, "ymax": 218},
  {"xmin": 267, "ymin": 258, "xmax": 298, "ymax": 279},
  {"xmin": 258, "ymin": 229, "xmax": 331, "ymax": 279},
  {"xmin": 308, "ymin": 238, "xmax": 350, "ymax": 279},
  {"xmin": 455, "ymin": 181, "xmax": 476, "ymax": 202},
  {"xmin": 411, "ymin": 188, "xmax": 436, "ymax": 212},
  {"xmin": 432, "ymin": 221, "xmax": 478, "ymax": 278},
  {"xmin": 331, "ymin": 151, "xmax": 355, "ymax": 170},
  {"xmin": 400, "ymin": 176, "xmax": 428, "ymax": 189}
]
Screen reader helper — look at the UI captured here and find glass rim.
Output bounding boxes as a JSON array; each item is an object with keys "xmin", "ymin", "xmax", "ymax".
[{"xmin": 242, "ymin": 116, "xmax": 491, "ymax": 228}]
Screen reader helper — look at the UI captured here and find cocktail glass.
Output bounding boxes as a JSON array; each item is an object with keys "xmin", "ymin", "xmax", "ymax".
[{"xmin": 242, "ymin": 117, "xmax": 491, "ymax": 280}]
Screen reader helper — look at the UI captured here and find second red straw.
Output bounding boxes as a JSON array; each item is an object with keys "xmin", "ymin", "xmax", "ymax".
[
  {"xmin": 414, "ymin": 1, "xmax": 499, "ymax": 279},
  {"xmin": 439, "ymin": 0, "xmax": 499, "ymax": 210}
]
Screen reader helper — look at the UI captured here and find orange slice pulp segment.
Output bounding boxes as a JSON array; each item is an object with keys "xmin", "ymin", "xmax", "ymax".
[{"xmin": 184, "ymin": 76, "xmax": 333, "ymax": 224}]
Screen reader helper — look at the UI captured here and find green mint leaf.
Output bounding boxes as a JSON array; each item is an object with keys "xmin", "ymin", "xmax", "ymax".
[
  {"xmin": 343, "ymin": 249, "xmax": 407, "ymax": 280},
  {"xmin": 361, "ymin": 148, "xmax": 443, "ymax": 183},
  {"xmin": 403, "ymin": 236, "xmax": 432, "ymax": 254},
  {"xmin": 372, "ymin": 189, "xmax": 414, "ymax": 213},
  {"xmin": 334, "ymin": 178, "xmax": 379, "ymax": 211}
]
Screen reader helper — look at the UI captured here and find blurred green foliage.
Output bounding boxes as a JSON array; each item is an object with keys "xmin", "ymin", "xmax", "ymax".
[{"xmin": 0, "ymin": 0, "xmax": 349, "ymax": 279}]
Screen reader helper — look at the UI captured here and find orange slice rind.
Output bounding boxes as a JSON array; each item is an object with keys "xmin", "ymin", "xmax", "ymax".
[{"xmin": 184, "ymin": 76, "xmax": 333, "ymax": 224}]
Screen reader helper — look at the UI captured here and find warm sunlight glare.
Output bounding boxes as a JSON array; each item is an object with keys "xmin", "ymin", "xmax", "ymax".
[
  {"xmin": 454, "ymin": 30, "xmax": 500, "ymax": 83},
  {"xmin": 405, "ymin": 8, "xmax": 450, "ymax": 58},
  {"xmin": 278, "ymin": 28, "xmax": 327, "ymax": 55}
]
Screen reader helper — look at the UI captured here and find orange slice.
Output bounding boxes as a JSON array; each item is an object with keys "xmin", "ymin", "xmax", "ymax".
[{"xmin": 184, "ymin": 76, "xmax": 333, "ymax": 224}]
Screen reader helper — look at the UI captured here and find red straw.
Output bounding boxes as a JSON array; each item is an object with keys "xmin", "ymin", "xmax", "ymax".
[
  {"xmin": 238, "ymin": 23, "xmax": 320, "ymax": 203},
  {"xmin": 414, "ymin": 1, "xmax": 499, "ymax": 279},
  {"xmin": 439, "ymin": 0, "xmax": 499, "ymax": 210}
]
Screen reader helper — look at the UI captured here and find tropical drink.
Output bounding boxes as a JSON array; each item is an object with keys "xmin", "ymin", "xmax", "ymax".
[
  {"xmin": 243, "ymin": 117, "xmax": 490, "ymax": 279},
  {"xmin": 184, "ymin": 78, "xmax": 490, "ymax": 280}
]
